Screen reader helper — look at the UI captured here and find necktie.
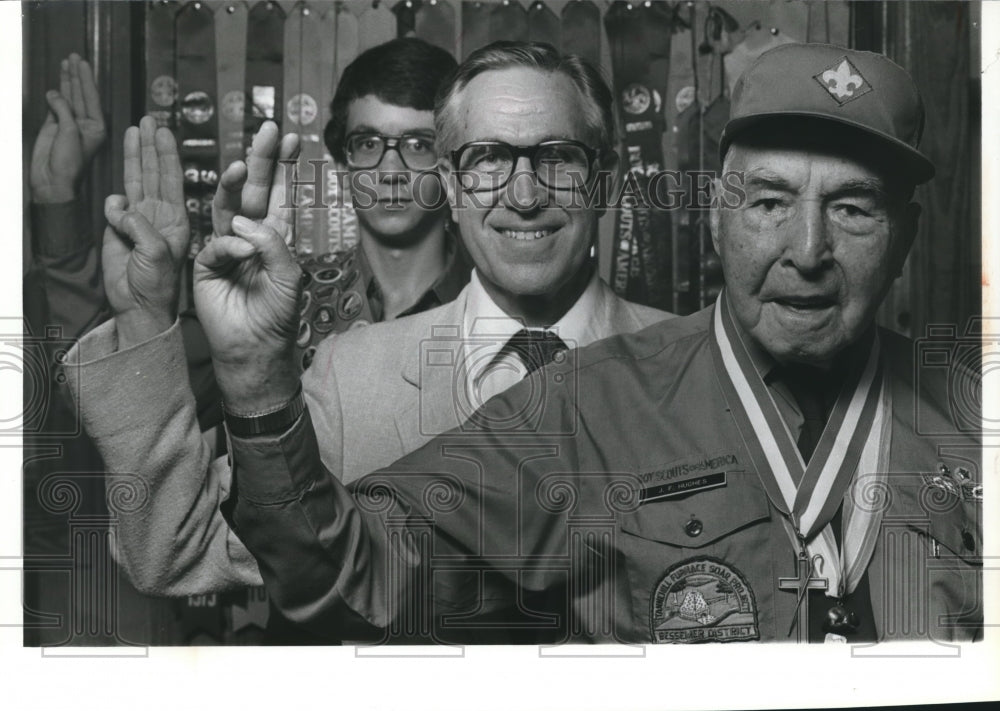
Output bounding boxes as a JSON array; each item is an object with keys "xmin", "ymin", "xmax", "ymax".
[
  {"xmin": 503, "ymin": 329, "xmax": 569, "ymax": 376},
  {"xmin": 779, "ymin": 364, "xmax": 829, "ymax": 463}
]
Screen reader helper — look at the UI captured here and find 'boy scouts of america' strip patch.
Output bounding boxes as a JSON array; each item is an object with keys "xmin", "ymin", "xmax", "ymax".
[
  {"xmin": 649, "ymin": 557, "xmax": 759, "ymax": 643},
  {"xmin": 637, "ymin": 453, "xmax": 737, "ymax": 504}
]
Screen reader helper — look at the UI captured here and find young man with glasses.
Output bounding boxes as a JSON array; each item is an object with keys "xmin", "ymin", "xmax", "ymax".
[
  {"xmin": 261, "ymin": 37, "xmax": 471, "ymax": 371},
  {"xmin": 65, "ymin": 41, "xmax": 672, "ymax": 642},
  {"xmin": 290, "ymin": 38, "xmax": 470, "ymax": 367}
]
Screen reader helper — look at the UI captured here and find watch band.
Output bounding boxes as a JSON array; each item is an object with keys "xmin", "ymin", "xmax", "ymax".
[{"xmin": 223, "ymin": 386, "xmax": 305, "ymax": 438}]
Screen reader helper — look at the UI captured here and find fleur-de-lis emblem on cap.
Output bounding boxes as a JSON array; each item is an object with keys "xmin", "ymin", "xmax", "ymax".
[{"xmin": 813, "ymin": 57, "xmax": 872, "ymax": 105}]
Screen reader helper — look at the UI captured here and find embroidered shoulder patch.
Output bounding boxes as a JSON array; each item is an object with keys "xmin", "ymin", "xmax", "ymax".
[{"xmin": 649, "ymin": 557, "xmax": 759, "ymax": 643}]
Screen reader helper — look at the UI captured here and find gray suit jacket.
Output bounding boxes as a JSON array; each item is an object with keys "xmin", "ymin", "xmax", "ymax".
[{"xmin": 66, "ymin": 280, "xmax": 671, "ymax": 595}]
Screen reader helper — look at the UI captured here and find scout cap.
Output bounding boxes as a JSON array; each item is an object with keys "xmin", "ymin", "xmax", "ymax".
[{"xmin": 720, "ymin": 43, "xmax": 935, "ymax": 183}]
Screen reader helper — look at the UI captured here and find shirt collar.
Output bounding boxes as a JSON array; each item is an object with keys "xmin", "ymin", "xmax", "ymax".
[
  {"xmin": 360, "ymin": 224, "xmax": 472, "ymax": 322},
  {"xmin": 463, "ymin": 262, "xmax": 606, "ymax": 351}
]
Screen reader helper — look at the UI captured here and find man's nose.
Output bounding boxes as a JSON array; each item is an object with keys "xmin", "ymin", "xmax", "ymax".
[
  {"xmin": 502, "ymin": 156, "xmax": 543, "ymax": 212},
  {"xmin": 781, "ymin": 201, "xmax": 833, "ymax": 274},
  {"xmin": 377, "ymin": 145, "xmax": 409, "ymax": 183}
]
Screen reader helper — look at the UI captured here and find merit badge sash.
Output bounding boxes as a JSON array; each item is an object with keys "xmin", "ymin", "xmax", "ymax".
[
  {"xmin": 489, "ymin": 1, "xmax": 528, "ymax": 44},
  {"xmin": 244, "ymin": 1, "xmax": 285, "ymax": 151},
  {"xmin": 413, "ymin": 0, "xmax": 457, "ymax": 53},
  {"xmin": 461, "ymin": 0, "xmax": 491, "ymax": 59},
  {"xmin": 283, "ymin": 3, "xmax": 331, "ymax": 255},
  {"xmin": 604, "ymin": 0, "xmax": 675, "ymax": 311},
  {"xmin": 527, "ymin": 1, "xmax": 560, "ymax": 45},
  {"xmin": 561, "ymin": 0, "xmax": 601, "ymax": 68},
  {"xmin": 176, "ymin": 1, "xmax": 220, "ymax": 258},
  {"xmin": 145, "ymin": 1, "xmax": 179, "ymax": 129},
  {"xmin": 357, "ymin": 0, "xmax": 396, "ymax": 52},
  {"xmin": 394, "ymin": 0, "xmax": 418, "ymax": 37},
  {"xmin": 215, "ymin": 0, "xmax": 248, "ymax": 182},
  {"xmin": 709, "ymin": 292, "xmax": 890, "ymax": 598},
  {"xmin": 328, "ymin": 5, "xmax": 360, "ymax": 253}
]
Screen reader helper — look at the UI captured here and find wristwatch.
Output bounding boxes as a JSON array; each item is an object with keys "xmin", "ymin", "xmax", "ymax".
[{"xmin": 223, "ymin": 385, "xmax": 306, "ymax": 437}]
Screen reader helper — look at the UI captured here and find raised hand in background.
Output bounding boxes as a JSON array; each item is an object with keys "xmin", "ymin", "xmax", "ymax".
[
  {"xmin": 102, "ymin": 116, "xmax": 190, "ymax": 349},
  {"xmin": 30, "ymin": 53, "xmax": 107, "ymax": 204}
]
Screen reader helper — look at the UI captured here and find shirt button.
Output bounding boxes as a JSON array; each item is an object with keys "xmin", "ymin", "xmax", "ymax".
[
  {"xmin": 962, "ymin": 530, "xmax": 976, "ymax": 552},
  {"xmin": 684, "ymin": 519, "xmax": 703, "ymax": 538}
]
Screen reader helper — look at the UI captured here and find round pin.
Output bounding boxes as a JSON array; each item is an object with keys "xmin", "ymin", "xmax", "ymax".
[
  {"xmin": 221, "ymin": 90, "xmax": 244, "ymax": 123},
  {"xmin": 314, "ymin": 285, "xmax": 340, "ymax": 304},
  {"xmin": 150, "ymin": 75, "xmax": 177, "ymax": 107},
  {"xmin": 314, "ymin": 267, "xmax": 343, "ymax": 284},
  {"xmin": 313, "ymin": 305, "xmax": 337, "ymax": 333},
  {"xmin": 338, "ymin": 291, "xmax": 364, "ymax": 321},
  {"xmin": 296, "ymin": 320, "xmax": 312, "ymax": 348},
  {"xmin": 684, "ymin": 519, "xmax": 703, "ymax": 537},
  {"xmin": 299, "ymin": 290, "xmax": 313, "ymax": 316},
  {"xmin": 181, "ymin": 90, "xmax": 214, "ymax": 125},
  {"xmin": 301, "ymin": 346, "xmax": 316, "ymax": 371}
]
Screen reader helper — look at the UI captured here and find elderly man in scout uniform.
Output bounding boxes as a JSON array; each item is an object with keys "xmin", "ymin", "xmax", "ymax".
[
  {"xmin": 64, "ymin": 40, "xmax": 670, "ymax": 642},
  {"xmin": 198, "ymin": 41, "xmax": 983, "ymax": 644}
]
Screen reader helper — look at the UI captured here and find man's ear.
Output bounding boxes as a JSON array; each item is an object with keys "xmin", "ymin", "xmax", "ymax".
[
  {"xmin": 437, "ymin": 156, "xmax": 459, "ymax": 222},
  {"xmin": 892, "ymin": 201, "xmax": 921, "ymax": 278},
  {"xmin": 709, "ymin": 177, "xmax": 723, "ymax": 255}
]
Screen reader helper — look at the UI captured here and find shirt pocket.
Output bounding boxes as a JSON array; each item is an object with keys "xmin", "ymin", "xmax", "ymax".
[{"xmin": 616, "ymin": 470, "xmax": 777, "ymax": 643}]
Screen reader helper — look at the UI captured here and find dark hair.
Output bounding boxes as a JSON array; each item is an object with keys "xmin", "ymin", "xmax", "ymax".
[
  {"xmin": 324, "ymin": 38, "xmax": 457, "ymax": 164},
  {"xmin": 434, "ymin": 41, "xmax": 615, "ymax": 158}
]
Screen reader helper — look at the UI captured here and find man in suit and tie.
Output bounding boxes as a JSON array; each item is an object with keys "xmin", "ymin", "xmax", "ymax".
[{"xmin": 64, "ymin": 40, "xmax": 672, "ymax": 638}]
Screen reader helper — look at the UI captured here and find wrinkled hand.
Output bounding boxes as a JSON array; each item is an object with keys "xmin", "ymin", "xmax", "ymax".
[
  {"xmin": 212, "ymin": 120, "xmax": 298, "ymax": 247},
  {"xmin": 194, "ymin": 219, "xmax": 302, "ymax": 413},
  {"xmin": 30, "ymin": 54, "xmax": 107, "ymax": 204},
  {"xmin": 196, "ymin": 125, "xmax": 302, "ymax": 412},
  {"xmin": 102, "ymin": 116, "xmax": 189, "ymax": 348}
]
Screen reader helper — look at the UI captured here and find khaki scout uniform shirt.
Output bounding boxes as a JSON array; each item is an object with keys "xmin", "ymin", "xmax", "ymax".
[{"xmin": 225, "ymin": 306, "xmax": 982, "ymax": 644}]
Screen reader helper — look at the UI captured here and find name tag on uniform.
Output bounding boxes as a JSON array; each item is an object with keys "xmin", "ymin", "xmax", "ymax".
[
  {"xmin": 635, "ymin": 453, "xmax": 738, "ymax": 505},
  {"xmin": 639, "ymin": 472, "xmax": 727, "ymax": 504}
]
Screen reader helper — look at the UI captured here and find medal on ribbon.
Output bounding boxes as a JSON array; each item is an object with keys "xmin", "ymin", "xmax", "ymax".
[{"xmin": 709, "ymin": 291, "xmax": 891, "ymax": 640}]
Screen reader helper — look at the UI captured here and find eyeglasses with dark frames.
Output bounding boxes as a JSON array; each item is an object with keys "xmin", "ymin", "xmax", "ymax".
[
  {"xmin": 344, "ymin": 132, "xmax": 439, "ymax": 171},
  {"xmin": 451, "ymin": 140, "xmax": 600, "ymax": 193}
]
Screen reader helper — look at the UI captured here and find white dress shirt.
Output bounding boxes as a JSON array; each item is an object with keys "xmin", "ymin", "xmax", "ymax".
[{"xmin": 460, "ymin": 267, "xmax": 613, "ymax": 410}]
